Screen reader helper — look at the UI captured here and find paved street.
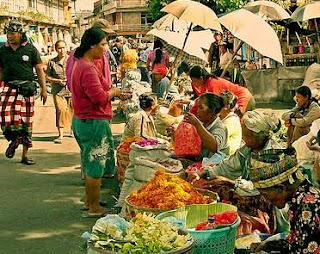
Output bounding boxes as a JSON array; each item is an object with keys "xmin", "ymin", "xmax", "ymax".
[{"xmin": 0, "ymin": 95, "xmax": 124, "ymax": 254}]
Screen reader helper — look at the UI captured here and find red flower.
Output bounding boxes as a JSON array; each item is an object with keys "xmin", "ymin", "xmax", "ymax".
[
  {"xmin": 303, "ymin": 194, "xmax": 316, "ymax": 203},
  {"xmin": 287, "ymin": 231, "xmax": 296, "ymax": 244},
  {"xmin": 316, "ymin": 215, "xmax": 320, "ymax": 225},
  {"xmin": 289, "ymin": 210, "xmax": 294, "ymax": 220},
  {"xmin": 314, "ymin": 247, "xmax": 320, "ymax": 254}
]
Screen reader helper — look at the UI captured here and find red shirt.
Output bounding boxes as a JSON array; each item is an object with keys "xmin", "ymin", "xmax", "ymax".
[
  {"xmin": 70, "ymin": 58, "xmax": 112, "ymax": 120},
  {"xmin": 190, "ymin": 77, "xmax": 253, "ymax": 114}
]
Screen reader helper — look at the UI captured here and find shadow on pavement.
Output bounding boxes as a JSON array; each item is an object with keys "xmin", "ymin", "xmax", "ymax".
[{"xmin": 0, "ymin": 149, "xmax": 95, "ymax": 254}]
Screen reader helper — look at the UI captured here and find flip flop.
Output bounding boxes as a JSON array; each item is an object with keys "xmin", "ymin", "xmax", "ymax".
[
  {"xmin": 5, "ymin": 142, "xmax": 19, "ymax": 159},
  {"xmin": 20, "ymin": 157, "xmax": 36, "ymax": 165},
  {"xmin": 82, "ymin": 208, "xmax": 118, "ymax": 218},
  {"xmin": 82, "ymin": 210, "xmax": 109, "ymax": 218},
  {"xmin": 80, "ymin": 202, "xmax": 107, "ymax": 211}
]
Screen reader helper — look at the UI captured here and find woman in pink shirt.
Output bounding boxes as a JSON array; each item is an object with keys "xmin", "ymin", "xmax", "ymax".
[
  {"xmin": 146, "ymin": 40, "xmax": 170, "ymax": 93},
  {"xmin": 70, "ymin": 28, "xmax": 129, "ymax": 218},
  {"xmin": 189, "ymin": 66, "xmax": 255, "ymax": 116}
]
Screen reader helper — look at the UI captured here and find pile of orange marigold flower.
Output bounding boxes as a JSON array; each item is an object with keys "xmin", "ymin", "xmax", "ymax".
[
  {"xmin": 129, "ymin": 170, "xmax": 213, "ymax": 209},
  {"xmin": 117, "ymin": 137, "xmax": 143, "ymax": 153}
]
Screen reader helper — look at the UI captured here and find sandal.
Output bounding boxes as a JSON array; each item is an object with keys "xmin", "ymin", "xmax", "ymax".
[
  {"xmin": 5, "ymin": 142, "xmax": 19, "ymax": 159},
  {"xmin": 102, "ymin": 173, "xmax": 115, "ymax": 179},
  {"xmin": 20, "ymin": 157, "xmax": 36, "ymax": 165}
]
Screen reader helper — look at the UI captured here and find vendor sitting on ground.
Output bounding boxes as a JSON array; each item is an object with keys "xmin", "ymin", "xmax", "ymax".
[
  {"xmin": 122, "ymin": 93, "xmax": 166, "ymax": 140},
  {"xmin": 282, "ymin": 85, "xmax": 320, "ymax": 147},
  {"xmin": 183, "ymin": 92, "xmax": 229, "ymax": 159},
  {"xmin": 188, "ymin": 110, "xmax": 282, "ymax": 180},
  {"xmin": 188, "ymin": 66, "xmax": 255, "ymax": 116},
  {"xmin": 220, "ymin": 91, "xmax": 242, "ymax": 155}
]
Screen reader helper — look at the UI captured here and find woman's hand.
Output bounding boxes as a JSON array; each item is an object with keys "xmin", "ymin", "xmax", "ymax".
[
  {"xmin": 109, "ymin": 87, "xmax": 121, "ymax": 99},
  {"xmin": 294, "ymin": 113, "xmax": 303, "ymax": 118},
  {"xmin": 284, "ymin": 120, "xmax": 291, "ymax": 127},
  {"xmin": 201, "ymin": 176, "xmax": 235, "ymax": 189},
  {"xmin": 306, "ymin": 140, "xmax": 320, "ymax": 151},
  {"xmin": 186, "ymin": 172, "xmax": 201, "ymax": 183},
  {"xmin": 58, "ymin": 79, "xmax": 66, "ymax": 86},
  {"xmin": 176, "ymin": 98, "xmax": 191, "ymax": 105},
  {"xmin": 184, "ymin": 112, "xmax": 200, "ymax": 127},
  {"xmin": 119, "ymin": 91, "xmax": 132, "ymax": 101}
]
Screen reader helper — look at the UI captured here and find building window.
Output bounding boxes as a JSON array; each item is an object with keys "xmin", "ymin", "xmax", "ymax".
[
  {"xmin": 141, "ymin": 13, "xmax": 153, "ymax": 26},
  {"xmin": 112, "ymin": 13, "xmax": 116, "ymax": 25}
]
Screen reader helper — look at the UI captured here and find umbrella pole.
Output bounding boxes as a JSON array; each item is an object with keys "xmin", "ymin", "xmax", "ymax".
[
  {"xmin": 220, "ymin": 41, "xmax": 244, "ymax": 78},
  {"xmin": 315, "ymin": 18, "xmax": 320, "ymax": 45},
  {"xmin": 163, "ymin": 50, "xmax": 183, "ymax": 100},
  {"xmin": 163, "ymin": 23, "xmax": 193, "ymax": 100}
]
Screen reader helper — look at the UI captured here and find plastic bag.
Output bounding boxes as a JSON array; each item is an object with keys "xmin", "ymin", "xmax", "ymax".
[{"xmin": 174, "ymin": 122, "xmax": 202, "ymax": 157}]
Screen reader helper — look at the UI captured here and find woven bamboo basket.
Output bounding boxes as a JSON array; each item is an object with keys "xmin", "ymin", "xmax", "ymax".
[
  {"xmin": 87, "ymin": 229, "xmax": 195, "ymax": 254},
  {"xmin": 116, "ymin": 149, "xmax": 130, "ymax": 182},
  {"xmin": 124, "ymin": 188, "xmax": 219, "ymax": 219}
]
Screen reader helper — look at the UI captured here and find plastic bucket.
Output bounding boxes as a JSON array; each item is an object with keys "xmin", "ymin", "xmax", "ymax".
[{"xmin": 156, "ymin": 203, "xmax": 240, "ymax": 254}]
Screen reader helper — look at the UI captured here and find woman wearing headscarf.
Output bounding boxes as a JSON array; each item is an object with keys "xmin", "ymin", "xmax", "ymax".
[
  {"xmin": 247, "ymin": 158, "xmax": 320, "ymax": 253},
  {"xmin": 282, "ymin": 85, "xmax": 320, "ymax": 146},
  {"xmin": 188, "ymin": 110, "xmax": 282, "ymax": 181},
  {"xmin": 188, "ymin": 110, "xmax": 295, "ymax": 236}
]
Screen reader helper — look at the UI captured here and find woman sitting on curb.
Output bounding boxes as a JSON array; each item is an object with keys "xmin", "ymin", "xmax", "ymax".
[{"xmin": 282, "ymin": 85, "xmax": 320, "ymax": 146}]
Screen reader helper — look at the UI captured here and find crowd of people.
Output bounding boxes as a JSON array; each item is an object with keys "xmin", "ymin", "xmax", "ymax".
[{"xmin": 0, "ymin": 18, "xmax": 319, "ymax": 253}]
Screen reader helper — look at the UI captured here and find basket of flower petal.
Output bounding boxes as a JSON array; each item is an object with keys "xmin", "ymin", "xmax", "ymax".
[
  {"xmin": 124, "ymin": 170, "xmax": 218, "ymax": 218},
  {"xmin": 116, "ymin": 137, "xmax": 142, "ymax": 182}
]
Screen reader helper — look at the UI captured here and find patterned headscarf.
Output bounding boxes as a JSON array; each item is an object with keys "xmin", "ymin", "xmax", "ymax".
[
  {"xmin": 243, "ymin": 110, "xmax": 280, "ymax": 136},
  {"xmin": 6, "ymin": 20, "xmax": 24, "ymax": 33}
]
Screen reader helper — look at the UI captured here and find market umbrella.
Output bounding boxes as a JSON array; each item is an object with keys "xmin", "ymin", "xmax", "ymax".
[
  {"xmin": 147, "ymin": 29, "xmax": 213, "ymax": 65},
  {"xmin": 290, "ymin": 2, "xmax": 320, "ymax": 43},
  {"xmin": 161, "ymin": 0, "xmax": 222, "ymax": 31},
  {"xmin": 152, "ymin": 13, "xmax": 191, "ymax": 32},
  {"xmin": 160, "ymin": 0, "xmax": 221, "ymax": 98},
  {"xmin": 243, "ymin": 1, "xmax": 290, "ymax": 21},
  {"xmin": 217, "ymin": 9, "xmax": 283, "ymax": 77}
]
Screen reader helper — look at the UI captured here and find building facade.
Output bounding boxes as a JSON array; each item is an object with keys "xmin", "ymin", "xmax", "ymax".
[
  {"xmin": 0, "ymin": 0, "xmax": 73, "ymax": 28},
  {"xmin": 101, "ymin": 0, "xmax": 152, "ymax": 36}
]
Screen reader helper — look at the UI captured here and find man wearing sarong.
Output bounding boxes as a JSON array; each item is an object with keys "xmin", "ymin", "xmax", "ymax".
[{"xmin": 0, "ymin": 21, "xmax": 47, "ymax": 165}]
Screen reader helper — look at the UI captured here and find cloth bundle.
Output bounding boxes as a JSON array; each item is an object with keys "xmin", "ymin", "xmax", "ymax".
[{"xmin": 121, "ymin": 69, "xmax": 152, "ymax": 119}]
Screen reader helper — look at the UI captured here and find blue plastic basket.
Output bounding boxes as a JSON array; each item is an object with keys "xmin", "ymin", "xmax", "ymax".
[{"xmin": 156, "ymin": 203, "xmax": 240, "ymax": 254}]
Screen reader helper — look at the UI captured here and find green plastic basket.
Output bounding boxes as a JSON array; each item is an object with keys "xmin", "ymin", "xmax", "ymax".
[{"xmin": 156, "ymin": 203, "xmax": 240, "ymax": 254}]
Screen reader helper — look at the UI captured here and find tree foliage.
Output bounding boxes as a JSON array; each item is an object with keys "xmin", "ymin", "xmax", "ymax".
[{"xmin": 147, "ymin": 0, "xmax": 251, "ymax": 21}]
